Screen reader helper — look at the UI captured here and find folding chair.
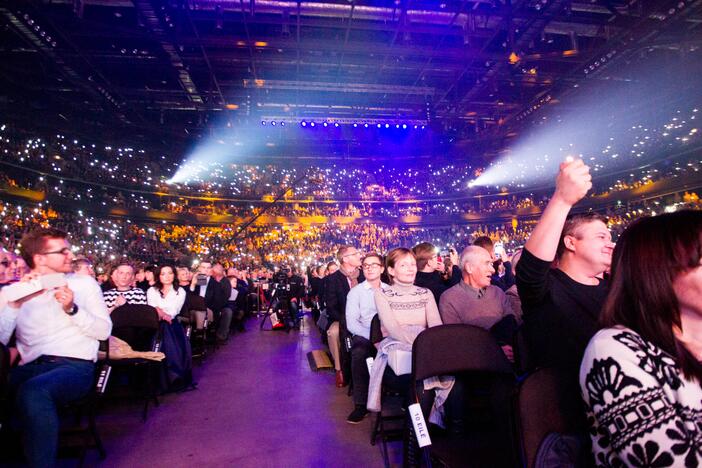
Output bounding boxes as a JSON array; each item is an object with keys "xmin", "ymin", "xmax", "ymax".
[
  {"xmin": 108, "ymin": 304, "xmax": 162, "ymax": 421},
  {"xmin": 406, "ymin": 324, "xmax": 517, "ymax": 467},
  {"xmin": 58, "ymin": 340, "xmax": 111, "ymax": 466},
  {"xmin": 368, "ymin": 315, "xmax": 405, "ymax": 468}
]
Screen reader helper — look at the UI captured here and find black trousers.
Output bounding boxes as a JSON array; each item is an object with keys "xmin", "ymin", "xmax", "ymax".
[{"xmin": 350, "ymin": 335, "xmax": 376, "ymax": 406}]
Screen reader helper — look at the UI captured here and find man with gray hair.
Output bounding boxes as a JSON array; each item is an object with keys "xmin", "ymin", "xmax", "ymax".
[{"xmin": 439, "ymin": 245, "xmax": 519, "ymax": 360}]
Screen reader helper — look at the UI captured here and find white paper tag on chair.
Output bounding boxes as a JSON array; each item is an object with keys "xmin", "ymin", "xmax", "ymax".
[
  {"xmin": 408, "ymin": 403, "xmax": 432, "ymax": 448},
  {"xmin": 366, "ymin": 357, "xmax": 374, "ymax": 374}
]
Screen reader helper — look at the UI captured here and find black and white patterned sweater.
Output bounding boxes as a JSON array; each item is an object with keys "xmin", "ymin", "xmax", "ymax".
[{"xmin": 580, "ymin": 327, "xmax": 702, "ymax": 467}]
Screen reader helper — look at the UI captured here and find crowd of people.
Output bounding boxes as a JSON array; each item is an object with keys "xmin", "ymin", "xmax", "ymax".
[
  {"xmin": 0, "ymin": 151, "xmax": 700, "ymax": 466},
  {"xmin": 307, "ymin": 158, "xmax": 702, "ymax": 467},
  {"xmin": 0, "ymin": 104, "xmax": 701, "ymax": 466}
]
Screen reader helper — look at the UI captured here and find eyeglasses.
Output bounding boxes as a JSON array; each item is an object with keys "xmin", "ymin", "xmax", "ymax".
[
  {"xmin": 362, "ymin": 263, "xmax": 382, "ymax": 270},
  {"xmin": 343, "ymin": 251, "xmax": 362, "ymax": 258},
  {"xmin": 0, "ymin": 260, "xmax": 8, "ymax": 267},
  {"xmin": 42, "ymin": 248, "xmax": 72, "ymax": 256}
]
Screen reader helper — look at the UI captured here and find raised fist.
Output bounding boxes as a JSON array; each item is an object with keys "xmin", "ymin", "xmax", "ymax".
[{"xmin": 554, "ymin": 158, "xmax": 592, "ymax": 206}]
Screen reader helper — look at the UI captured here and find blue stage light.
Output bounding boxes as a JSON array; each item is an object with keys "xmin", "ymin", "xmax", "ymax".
[
  {"xmin": 261, "ymin": 121, "xmax": 266, "ymax": 125},
  {"xmin": 301, "ymin": 121, "xmax": 307, "ymax": 127},
  {"xmin": 323, "ymin": 122, "xmax": 328, "ymax": 127},
  {"xmin": 334, "ymin": 123, "xmax": 339, "ymax": 127},
  {"xmin": 402, "ymin": 124, "xmax": 407, "ymax": 129},
  {"xmin": 364, "ymin": 123, "xmax": 369, "ymax": 128},
  {"xmin": 414, "ymin": 125, "xmax": 418, "ymax": 129},
  {"xmin": 353, "ymin": 123, "xmax": 358, "ymax": 127},
  {"xmin": 385, "ymin": 123, "xmax": 390, "ymax": 128},
  {"xmin": 310, "ymin": 122, "xmax": 316, "ymax": 127},
  {"xmin": 280, "ymin": 121, "xmax": 285, "ymax": 126},
  {"xmin": 396, "ymin": 124, "xmax": 400, "ymax": 128},
  {"xmin": 421, "ymin": 125, "xmax": 425, "ymax": 129},
  {"xmin": 377, "ymin": 123, "xmax": 382, "ymax": 128},
  {"xmin": 271, "ymin": 121, "xmax": 276, "ymax": 126}
]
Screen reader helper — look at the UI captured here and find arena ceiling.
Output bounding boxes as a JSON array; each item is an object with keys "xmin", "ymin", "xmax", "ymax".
[{"xmin": 1, "ymin": 0, "xmax": 701, "ymax": 154}]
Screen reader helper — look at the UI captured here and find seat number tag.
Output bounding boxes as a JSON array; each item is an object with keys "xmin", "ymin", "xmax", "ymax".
[{"xmin": 408, "ymin": 403, "xmax": 432, "ymax": 448}]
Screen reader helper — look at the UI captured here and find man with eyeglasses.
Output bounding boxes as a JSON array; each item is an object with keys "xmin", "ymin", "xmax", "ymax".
[
  {"xmin": 345, "ymin": 253, "xmax": 388, "ymax": 423},
  {"xmin": 323, "ymin": 245, "xmax": 364, "ymax": 388},
  {"xmin": 0, "ymin": 227, "xmax": 111, "ymax": 467}
]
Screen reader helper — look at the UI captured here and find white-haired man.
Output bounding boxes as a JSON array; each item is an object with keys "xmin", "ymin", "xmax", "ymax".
[{"xmin": 439, "ymin": 245, "xmax": 519, "ymax": 359}]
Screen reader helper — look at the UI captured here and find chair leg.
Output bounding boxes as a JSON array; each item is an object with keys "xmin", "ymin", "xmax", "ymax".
[
  {"xmin": 371, "ymin": 412, "xmax": 381, "ymax": 445},
  {"xmin": 90, "ymin": 415, "xmax": 107, "ymax": 460},
  {"xmin": 379, "ymin": 414, "xmax": 391, "ymax": 468}
]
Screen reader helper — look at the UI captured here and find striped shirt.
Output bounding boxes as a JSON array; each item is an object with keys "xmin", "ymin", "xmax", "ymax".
[{"xmin": 103, "ymin": 287, "xmax": 147, "ymax": 309}]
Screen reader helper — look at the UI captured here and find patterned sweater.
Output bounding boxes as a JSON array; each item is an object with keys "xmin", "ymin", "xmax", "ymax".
[
  {"xmin": 580, "ymin": 327, "xmax": 702, "ymax": 468},
  {"xmin": 374, "ymin": 280, "xmax": 442, "ymax": 345},
  {"xmin": 103, "ymin": 287, "xmax": 148, "ymax": 310}
]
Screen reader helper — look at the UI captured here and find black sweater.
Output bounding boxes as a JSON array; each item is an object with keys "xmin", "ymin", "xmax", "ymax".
[
  {"xmin": 515, "ymin": 248, "xmax": 608, "ymax": 378},
  {"xmin": 414, "ymin": 265, "xmax": 461, "ymax": 305}
]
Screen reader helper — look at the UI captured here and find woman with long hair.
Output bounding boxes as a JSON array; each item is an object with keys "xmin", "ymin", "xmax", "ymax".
[
  {"xmin": 147, "ymin": 265, "xmax": 193, "ymax": 392},
  {"xmin": 580, "ymin": 210, "xmax": 702, "ymax": 467}
]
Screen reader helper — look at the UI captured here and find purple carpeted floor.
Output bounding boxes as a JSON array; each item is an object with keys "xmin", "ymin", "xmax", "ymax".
[{"xmin": 82, "ymin": 315, "xmax": 400, "ymax": 467}]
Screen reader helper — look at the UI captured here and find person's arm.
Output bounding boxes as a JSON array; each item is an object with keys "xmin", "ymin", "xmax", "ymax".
[
  {"xmin": 374, "ymin": 289, "xmax": 412, "ymax": 344},
  {"xmin": 425, "ymin": 293, "xmax": 442, "ymax": 328},
  {"xmin": 345, "ymin": 287, "xmax": 365, "ymax": 338},
  {"xmin": 580, "ymin": 330, "xmax": 700, "ymax": 467},
  {"xmin": 66, "ymin": 279, "xmax": 112, "ymax": 340},
  {"xmin": 524, "ymin": 158, "xmax": 592, "ymax": 261},
  {"xmin": 438, "ymin": 292, "xmax": 462, "ymax": 325},
  {"xmin": 0, "ymin": 303, "xmax": 19, "ymax": 346}
]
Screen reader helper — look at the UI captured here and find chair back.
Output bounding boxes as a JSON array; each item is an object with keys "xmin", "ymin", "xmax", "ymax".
[
  {"xmin": 412, "ymin": 324, "xmax": 513, "ymax": 381},
  {"xmin": 370, "ymin": 314, "xmax": 383, "ymax": 345},
  {"xmin": 515, "ymin": 367, "xmax": 587, "ymax": 468},
  {"xmin": 110, "ymin": 304, "xmax": 160, "ymax": 352}
]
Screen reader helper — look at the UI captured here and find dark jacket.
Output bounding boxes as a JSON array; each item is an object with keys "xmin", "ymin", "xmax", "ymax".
[
  {"xmin": 491, "ymin": 260, "xmax": 515, "ymax": 291},
  {"xmin": 192, "ymin": 277, "xmax": 229, "ymax": 312},
  {"xmin": 414, "ymin": 265, "xmax": 461, "ymax": 305},
  {"xmin": 323, "ymin": 269, "xmax": 364, "ymax": 324}
]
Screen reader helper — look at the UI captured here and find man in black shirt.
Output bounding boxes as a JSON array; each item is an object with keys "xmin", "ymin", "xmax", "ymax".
[{"xmin": 516, "ymin": 158, "xmax": 614, "ymax": 380}]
